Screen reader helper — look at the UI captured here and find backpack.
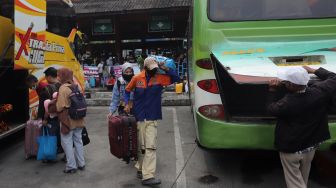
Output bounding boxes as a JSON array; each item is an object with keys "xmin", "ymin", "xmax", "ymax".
[{"xmin": 68, "ymin": 85, "xmax": 87, "ymax": 120}]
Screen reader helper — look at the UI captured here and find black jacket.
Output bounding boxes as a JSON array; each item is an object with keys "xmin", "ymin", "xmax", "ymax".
[
  {"xmin": 268, "ymin": 68, "xmax": 336, "ymax": 153},
  {"xmin": 37, "ymin": 82, "xmax": 61, "ymax": 119}
]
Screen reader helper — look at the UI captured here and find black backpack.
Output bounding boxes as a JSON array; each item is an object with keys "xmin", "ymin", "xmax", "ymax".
[{"xmin": 68, "ymin": 85, "xmax": 87, "ymax": 119}]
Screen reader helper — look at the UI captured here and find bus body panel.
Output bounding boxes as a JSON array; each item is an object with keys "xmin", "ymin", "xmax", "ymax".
[
  {"xmin": 191, "ymin": 0, "xmax": 336, "ymax": 150},
  {"xmin": 211, "ymin": 40, "xmax": 336, "ymax": 79},
  {"xmin": 26, "ymin": 31, "xmax": 84, "ymax": 120},
  {"xmin": 0, "ymin": 16, "xmax": 14, "ymax": 60},
  {"xmin": 196, "ymin": 112, "xmax": 336, "ymax": 150},
  {"xmin": 44, "ymin": 31, "xmax": 84, "ymax": 90},
  {"xmin": 0, "ymin": 0, "xmax": 84, "ymax": 137}
]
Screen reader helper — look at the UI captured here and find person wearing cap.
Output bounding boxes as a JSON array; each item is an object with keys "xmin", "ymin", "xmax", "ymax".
[
  {"xmin": 268, "ymin": 66, "xmax": 336, "ymax": 188},
  {"xmin": 124, "ymin": 57, "xmax": 179, "ymax": 186},
  {"xmin": 108, "ymin": 62, "xmax": 135, "ymax": 116}
]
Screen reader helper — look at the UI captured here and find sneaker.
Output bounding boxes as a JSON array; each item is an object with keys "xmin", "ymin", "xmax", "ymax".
[
  {"xmin": 137, "ymin": 171, "xmax": 142, "ymax": 179},
  {"xmin": 42, "ymin": 160, "xmax": 57, "ymax": 163},
  {"xmin": 63, "ymin": 169, "xmax": 77, "ymax": 174},
  {"xmin": 78, "ymin": 166, "xmax": 85, "ymax": 171},
  {"xmin": 142, "ymin": 178, "xmax": 161, "ymax": 186}
]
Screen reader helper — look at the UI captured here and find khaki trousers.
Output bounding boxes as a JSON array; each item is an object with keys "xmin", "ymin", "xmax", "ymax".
[
  {"xmin": 135, "ymin": 120, "xmax": 158, "ymax": 180},
  {"xmin": 279, "ymin": 150, "xmax": 316, "ymax": 188}
]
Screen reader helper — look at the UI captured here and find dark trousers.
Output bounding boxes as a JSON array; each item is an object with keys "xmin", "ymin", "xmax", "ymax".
[{"xmin": 47, "ymin": 117, "xmax": 62, "ymax": 153}]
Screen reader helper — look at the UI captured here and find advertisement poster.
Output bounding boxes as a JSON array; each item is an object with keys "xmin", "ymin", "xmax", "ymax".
[{"xmin": 14, "ymin": 0, "xmax": 46, "ymax": 69}]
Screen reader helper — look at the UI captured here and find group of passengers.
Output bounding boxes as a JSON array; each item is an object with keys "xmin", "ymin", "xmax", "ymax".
[
  {"xmin": 26, "ymin": 56, "xmax": 179, "ymax": 186},
  {"xmin": 26, "ymin": 67, "xmax": 85, "ymax": 174},
  {"xmin": 26, "ymin": 57, "xmax": 336, "ymax": 187}
]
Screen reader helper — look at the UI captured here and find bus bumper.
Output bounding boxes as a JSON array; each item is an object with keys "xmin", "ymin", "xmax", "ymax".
[{"xmin": 196, "ymin": 112, "xmax": 336, "ymax": 150}]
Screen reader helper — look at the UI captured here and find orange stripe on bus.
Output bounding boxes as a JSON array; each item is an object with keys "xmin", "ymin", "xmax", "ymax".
[{"xmin": 15, "ymin": 0, "xmax": 40, "ymax": 14}]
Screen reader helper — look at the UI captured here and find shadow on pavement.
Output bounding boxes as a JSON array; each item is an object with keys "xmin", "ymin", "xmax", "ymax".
[
  {"xmin": 201, "ymin": 148, "xmax": 336, "ymax": 187},
  {"xmin": 0, "ymin": 130, "xmax": 24, "ymax": 158},
  {"xmin": 311, "ymin": 151, "xmax": 336, "ymax": 187}
]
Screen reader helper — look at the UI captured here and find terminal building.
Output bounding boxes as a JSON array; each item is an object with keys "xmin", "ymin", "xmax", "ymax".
[{"xmin": 73, "ymin": 0, "xmax": 191, "ymax": 62}]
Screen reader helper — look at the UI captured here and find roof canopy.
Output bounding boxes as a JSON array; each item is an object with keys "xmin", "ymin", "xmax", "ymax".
[{"xmin": 72, "ymin": 0, "xmax": 191, "ymax": 14}]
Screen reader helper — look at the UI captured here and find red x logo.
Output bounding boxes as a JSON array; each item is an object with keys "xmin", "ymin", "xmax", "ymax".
[{"xmin": 15, "ymin": 23, "xmax": 34, "ymax": 60}]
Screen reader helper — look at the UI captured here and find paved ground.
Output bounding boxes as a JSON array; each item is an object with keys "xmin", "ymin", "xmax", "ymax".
[{"xmin": 0, "ymin": 106, "xmax": 336, "ymax": 188}]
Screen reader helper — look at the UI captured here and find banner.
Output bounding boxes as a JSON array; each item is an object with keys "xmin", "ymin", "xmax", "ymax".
[
  {"xmin": 84, "ymin": 64, "xmax": 140, "ymax": 79},
  {"xmin": 113, "ymin": 64, "xmax": 140, "ymax": 78},
  {"xmin": 14, "ymin": 0, "xmax": 46, "ymax": 69},
  {"xmin": 83, "ymin": 65, "xmax": 99, "ymax": 79}
]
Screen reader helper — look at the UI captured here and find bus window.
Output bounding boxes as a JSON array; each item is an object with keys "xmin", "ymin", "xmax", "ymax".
[
  {"xmin": 46, "ymin": 0, "xmax": 76, "ymax": 37},
  {"xmin": 264, "ymin": 0, "xmax": 312, "ymax": 19},
  {"xmin": 0, "ymin": 0, "xmax": 14, "ymax": 19},
  {"xmin": 309, "ymin": 0, "xmax": 336, "ymax": 17},
  {"xmin": 208, "ymin": 0, "xmax": 263, "ymax": 21},
  {"xmin": 208, "ymin": 0, "xmax": 336, "ymax": 21},
  {"xmin": 47, "ymin": 16, "xmax": 76, "ymax": 37}
]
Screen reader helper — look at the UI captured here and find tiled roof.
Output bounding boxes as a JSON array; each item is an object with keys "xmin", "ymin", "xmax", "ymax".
[{"xmin": 73, "ymin": 0, "xmax": 192, "ymax": 14}]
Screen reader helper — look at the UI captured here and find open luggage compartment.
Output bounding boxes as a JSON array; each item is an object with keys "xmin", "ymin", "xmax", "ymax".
[
  {"xmin": 211, "ymin": 54, "xmax": 336, "ymax": 123},
  {"xmin": 0, "ymin": 67, "xmax": 29, "ymax": 138}
]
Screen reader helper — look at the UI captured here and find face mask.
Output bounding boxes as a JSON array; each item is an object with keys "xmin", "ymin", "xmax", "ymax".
[
  {"xmin": 147, "ymin": 68, "xmax": 158, "ymax": 77},
  {"xmin": 122, "ymin": 74, "xmax": 134, "ymax": 82},
  {"xmin": 31, "ymin": 85, "xmax": 37, "ymax": 90}
]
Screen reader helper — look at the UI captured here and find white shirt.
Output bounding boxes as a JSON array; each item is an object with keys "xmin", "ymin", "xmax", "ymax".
[{"xmin": 97, "ymin": 63, "xmax": 104, "ymax": 73}]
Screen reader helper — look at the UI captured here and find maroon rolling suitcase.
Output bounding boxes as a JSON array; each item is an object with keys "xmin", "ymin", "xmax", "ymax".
[
  {"xmin": 108, "ymin": 115, "xmax": 137, "ymax": 163},
  {"xmin": 25, "ymin": 120, "xmax": 42, "ymax": 159}
]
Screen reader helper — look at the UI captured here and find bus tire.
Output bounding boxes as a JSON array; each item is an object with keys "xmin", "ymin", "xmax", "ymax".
[{"xmin": 195, "ymin": 138, "xmax": 207, "ymax": 150}]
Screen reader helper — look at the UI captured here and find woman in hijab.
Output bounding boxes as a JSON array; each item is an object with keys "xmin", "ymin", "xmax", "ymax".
[
  {"xmin": 108, "ymin": 62, "xmax": 135, "ymax": 117},
  {"xmin": 56, "ymin": 68, "xmax": 85, "ymax": 174}
]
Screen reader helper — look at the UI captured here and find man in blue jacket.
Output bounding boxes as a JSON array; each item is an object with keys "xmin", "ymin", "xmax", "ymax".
[{"xmin": 124, "ymin": 57, "xmax": 179, "ymax": 185}]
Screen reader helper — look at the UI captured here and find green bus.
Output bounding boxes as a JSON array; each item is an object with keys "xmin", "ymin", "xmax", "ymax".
[{"xmin": 189, "ymin": 0, "xmax": 336, "ymax": 150}]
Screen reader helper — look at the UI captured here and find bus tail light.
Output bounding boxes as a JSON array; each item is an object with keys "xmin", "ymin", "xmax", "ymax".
[
  {"xmin": 199, "ymin": 105, "xmax": 225, "ymax": 120},
  {"xmin": 196, "ymin": 58, "xmax": 213, "ymax": 69},
  {"xmin": 197, "ymin": 79, "xmax": 219, "ymax": 94}
]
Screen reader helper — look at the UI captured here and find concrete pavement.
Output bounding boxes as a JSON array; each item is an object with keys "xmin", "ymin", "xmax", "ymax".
[
  {"xmin": 0, "ymin": 107, "xmax": 194, "ymax": 188},
  {"xmin": 85, "ymin": 91, "xmax": 191, "ymax": 106},
  {"xmin": 0, "ymin": 107, "xmax": 335, "ymax": 188},
  {"xmin": 85, "ymin": 85, "xmax": 191, "ymax": 107}
]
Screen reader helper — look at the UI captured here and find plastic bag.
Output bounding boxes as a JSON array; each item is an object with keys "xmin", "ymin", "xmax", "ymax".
[
  {"xmin": 152, "ymin": 55, "xmax": 176, "ymax": 74},
  {"xmin": 37, "ymin": 127, "xmax": 57, "ymax": 161}
]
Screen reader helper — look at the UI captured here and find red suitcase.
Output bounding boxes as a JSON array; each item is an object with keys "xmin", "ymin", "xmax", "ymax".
[
  {"xmin": 25, "ymin": 120, "xmax": 42, "ymax": 159},
  {"xmin": 108, "ymin": 115, "xmax": 137, "ymax": 163}
]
